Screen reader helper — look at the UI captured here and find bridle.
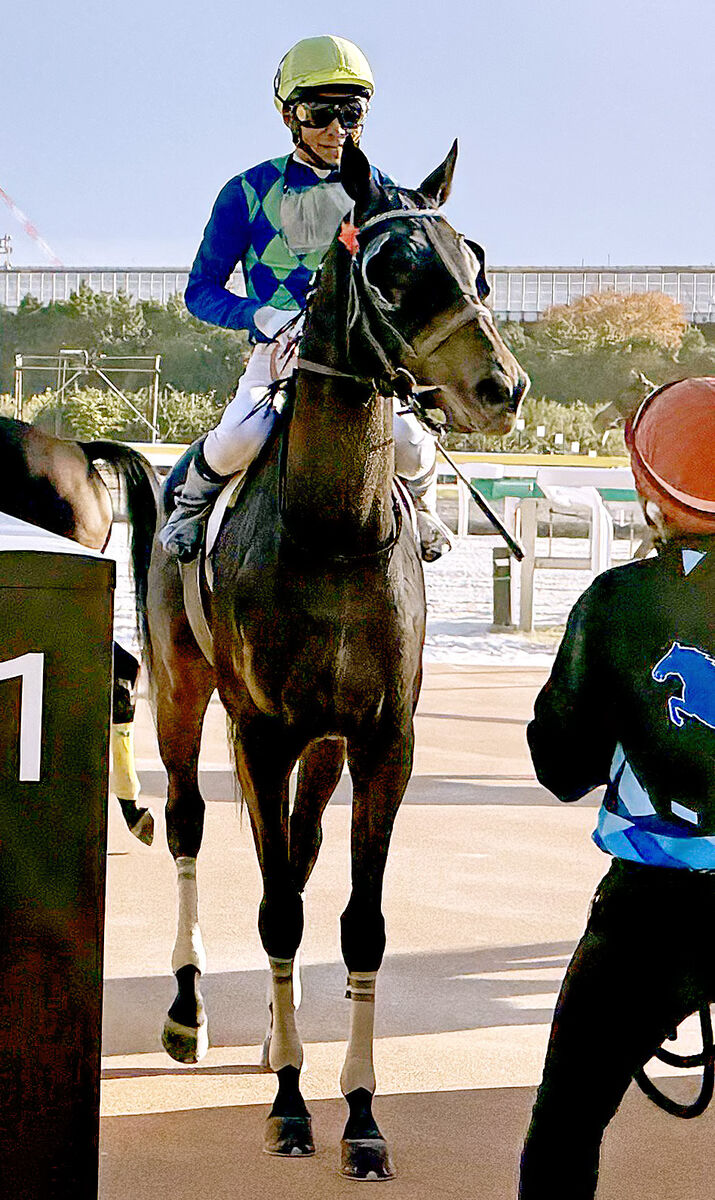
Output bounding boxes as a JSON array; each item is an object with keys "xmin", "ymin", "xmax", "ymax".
[
  {"xmin": 278, "ymin": 202, "xmax": 493, "ymax": 564},
  {"xmin": 296, "ymin": 203, "xmax": 493, "ymax": 401}
]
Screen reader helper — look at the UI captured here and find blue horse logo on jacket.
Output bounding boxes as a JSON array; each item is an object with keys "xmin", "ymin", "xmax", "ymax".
[{"xmin": 652, "ymin": 642, "xmax": 715, "ymax": 731}]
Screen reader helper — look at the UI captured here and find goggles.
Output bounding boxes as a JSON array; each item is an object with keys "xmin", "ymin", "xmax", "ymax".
[{"xmin": 292, "ymin": 96, "xmax": 368, "ymax": 130}]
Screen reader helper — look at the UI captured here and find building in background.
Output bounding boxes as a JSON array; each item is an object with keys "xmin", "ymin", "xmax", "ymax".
[{"xmin": 1, "ymin": 264, "xmax": 715, "ymax": 323}]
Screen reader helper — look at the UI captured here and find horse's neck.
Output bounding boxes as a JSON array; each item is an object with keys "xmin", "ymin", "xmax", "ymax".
[
  {"xmin": 285, "ymin": 330, "xmax": 394, "ymax": 554},
  {"xmin": 283, "ymin": 242, "xmax": 395, "ymax": 553},
  {"xmin": 285, "ymin": 370, "xmax": 394, "ymax": 553}
]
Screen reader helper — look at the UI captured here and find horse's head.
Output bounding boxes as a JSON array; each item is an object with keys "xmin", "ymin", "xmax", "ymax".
[{"xmin": 336, "ymin": 137, "xmax": 529, "ymax": 434}]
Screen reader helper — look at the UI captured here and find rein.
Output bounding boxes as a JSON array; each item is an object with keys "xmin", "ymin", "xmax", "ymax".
[{"xmin": 634, "ymin": 1003, "xmax": 715, "ymax": 1119}]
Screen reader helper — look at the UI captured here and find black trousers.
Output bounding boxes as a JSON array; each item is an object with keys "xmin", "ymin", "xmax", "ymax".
[{"xmin": 519, "ymin": 857, "xmax": 715, "ymax": 1199}]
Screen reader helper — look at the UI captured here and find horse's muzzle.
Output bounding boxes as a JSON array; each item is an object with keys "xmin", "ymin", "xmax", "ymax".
[{"xmin": 471, "ymin": 369, "xmax": 530, "ymax": 434}]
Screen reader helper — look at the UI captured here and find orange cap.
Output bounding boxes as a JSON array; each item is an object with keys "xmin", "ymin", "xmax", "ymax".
[{"xmin": 626, "ymin": 377, "xmax": 715, "ymax": 532}]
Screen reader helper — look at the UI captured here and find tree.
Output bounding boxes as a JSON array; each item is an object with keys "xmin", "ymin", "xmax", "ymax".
[{"xmin": 501, "ymin": 291, "xmax": 715, "ymax": 410}]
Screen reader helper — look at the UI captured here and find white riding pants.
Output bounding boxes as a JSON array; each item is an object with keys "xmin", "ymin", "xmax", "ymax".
[{"xmin": 203, "ymin": 337, "xmax": 436, "ymax": 484}]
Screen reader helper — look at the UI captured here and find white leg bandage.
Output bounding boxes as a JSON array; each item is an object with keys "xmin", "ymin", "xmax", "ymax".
[
  {"xmin": 172, "ymin": 856, "xmax": 207, "ymax": 974},
  {"xmin": 340, "ymin": 972, "xmax": 378, "ymax": 1097},
  {"xmin": 267, "ymin": 956, "xmax": 303, "ymax": 1072},
  {"xmin": 110, "ymin": 722, "xmax": 141, "ymax": 801}
]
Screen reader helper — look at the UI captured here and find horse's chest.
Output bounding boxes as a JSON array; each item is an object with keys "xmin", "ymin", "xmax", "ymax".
[{"xmin": 239, "ymin": 588, "xmax": 419, "ymax": 727}]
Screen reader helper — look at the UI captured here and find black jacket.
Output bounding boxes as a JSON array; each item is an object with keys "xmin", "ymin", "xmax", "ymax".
[{"xmin": 528, "ymin": 536, "xmax": 715, "ymax": 836}]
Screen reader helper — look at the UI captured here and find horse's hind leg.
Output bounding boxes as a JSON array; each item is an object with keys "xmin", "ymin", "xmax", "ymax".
[
  {"xmin": 231, "ymin": 715, "xmax": 314, "ymax": 1157},
  {"xmin": 110, "ymin": 643, "xmax": 154, "ymax": 845},
  {"xmin": 153, "ymin": 648, "xmax": 215, "ymax": 1064},
  {"xmin": 338, "ymin": 726, "xmax": 414, "ymax": 1181}
]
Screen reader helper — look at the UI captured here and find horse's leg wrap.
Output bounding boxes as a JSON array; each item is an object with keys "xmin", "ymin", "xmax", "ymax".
[
  {"xmin": 267, "ymin": 956, "xmax": 303, "ymax": 1072},
  {"xmin": 339, "ymin": 970, "xmax": 394, "ymax": 1180},
  {"xmin": 162, "ymin": 856, "xmax": 208, "ymax": 1062},
  {"xmin": 172, "ymin": 855, "xmax": 206, "ymax": 974},
  {"xmin": 340, "ymin": 971, "xmax": 377, "ymax": 1096},
  {"xmin": 110, "ymin": 722, "xmax": 141, "ymax": 801},
  {"xmin": 111, "ymin": 722, "xmax": 154, "ymax": 845}
]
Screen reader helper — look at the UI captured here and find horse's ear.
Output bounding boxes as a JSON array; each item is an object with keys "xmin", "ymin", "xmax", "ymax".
[
  {"xmin": 340, "ymin": 135, "xmax": 381, "ymax": 213},
  {"xmin": 418, "ymin": 139, "xmax": 458, "ymax": 208}
]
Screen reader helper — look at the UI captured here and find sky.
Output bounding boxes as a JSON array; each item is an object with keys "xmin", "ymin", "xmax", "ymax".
[{"xmin": 3, "ymin": 0, "xmax": 714, "ymax": 269}]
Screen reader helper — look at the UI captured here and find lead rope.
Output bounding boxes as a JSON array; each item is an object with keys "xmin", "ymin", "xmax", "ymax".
[{"xmin": 633, "ymin": 1003, "xmax": 715, "ymax": 1118}]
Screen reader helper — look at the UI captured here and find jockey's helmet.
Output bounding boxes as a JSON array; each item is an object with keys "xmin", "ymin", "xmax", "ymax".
[
  {"xmin": 273, "ymin": 36, "xmax": 375, "ymax": 109},
  {"xmin": 626, "ymin": 376, "xmax": 715, "ymax": 533}
]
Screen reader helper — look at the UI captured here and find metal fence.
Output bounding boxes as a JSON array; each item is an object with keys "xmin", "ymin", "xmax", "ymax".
[
  {"xmin": 490, "ymin": 267, "xmax": 715, "ymax": 323},
  {"xmin": 0, "ymin": 268, "xmax": 240, "ymax": 310},
  {"xmin": 2, "ymin": 264, "xmax": 715, "ymax": 322}
]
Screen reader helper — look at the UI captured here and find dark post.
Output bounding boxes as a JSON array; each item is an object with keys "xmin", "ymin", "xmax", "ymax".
[
  {"xmin": 0, "ymin": 514, "xmax": 114, "ymax": 1200},
  {"xmin": 491, "ymin": 545, "xmax": 515, "ymax": 629}
]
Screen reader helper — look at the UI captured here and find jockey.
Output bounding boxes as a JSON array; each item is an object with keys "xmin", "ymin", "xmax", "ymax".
[
  {"xmin": 519, "ymin": 377, "xmax": 715, "ymax": 1199},
  {"xmin": 160, "ymin": 35, "xmax": 453, "ymax": 563}
]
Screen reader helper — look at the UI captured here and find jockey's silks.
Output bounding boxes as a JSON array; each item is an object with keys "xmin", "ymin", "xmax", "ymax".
[
  {"xmin": 185, "ymin": 154, "xmax": 391, "ymax": 340},
  {"xmin": 528, "ymin": 536, "xmax": 715, "ymax": 868}
]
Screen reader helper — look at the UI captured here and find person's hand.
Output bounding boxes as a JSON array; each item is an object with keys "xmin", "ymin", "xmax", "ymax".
[{"xmin": 254, "ymin": 306, "xmax": 296, "ymax": 340}]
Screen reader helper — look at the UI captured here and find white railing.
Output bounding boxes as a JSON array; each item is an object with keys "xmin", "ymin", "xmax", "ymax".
[{"xmin": 437, "ymin": 458, "xmax": 639, "ymax": 631}]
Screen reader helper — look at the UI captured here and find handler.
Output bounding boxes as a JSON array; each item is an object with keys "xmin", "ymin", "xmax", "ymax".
[
  {"xmin": 519, "ymin": 376, "xmax": 715, "ymax": 1199},
  {"xmin": 160, "ymin": 34, "xmax": 452, "ymax": 563}
]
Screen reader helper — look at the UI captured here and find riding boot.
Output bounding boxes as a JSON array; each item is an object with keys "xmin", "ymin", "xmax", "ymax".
[
  {"xmin": 159, "ymin": 447, "xmax": 231, "ymax": 562},
  {"xmin": 403, "ymin": 463, "xmax": 453, "ymax": 562}
]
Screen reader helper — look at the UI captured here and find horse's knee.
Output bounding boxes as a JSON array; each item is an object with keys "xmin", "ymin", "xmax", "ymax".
[
  {"xmin": 259, "ymin": 890, "xmax": 304, "ymax": 959},
  {"xmin": 341, "ymin": 899, "xmax": 386, "ymax": 973},
  {"xmin": 165, "ymin": 789, "xmax": 205, "ymax": 858}
]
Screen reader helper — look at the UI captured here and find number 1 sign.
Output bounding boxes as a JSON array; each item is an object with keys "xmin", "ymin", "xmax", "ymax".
[{"xmin": 0, "ymin": 652, "xmax": 44, "ymax": 781}]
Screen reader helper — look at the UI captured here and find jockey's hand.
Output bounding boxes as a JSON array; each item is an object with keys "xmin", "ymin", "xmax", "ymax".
[{"xmin": 254, "ymin": 305, "xmax": 300, "ymax": 342}]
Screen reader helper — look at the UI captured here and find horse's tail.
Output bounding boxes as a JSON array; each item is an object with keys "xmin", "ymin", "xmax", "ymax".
[{"xmin": 81, "ymin": 440, "xmax": 160, "ymax": 657}]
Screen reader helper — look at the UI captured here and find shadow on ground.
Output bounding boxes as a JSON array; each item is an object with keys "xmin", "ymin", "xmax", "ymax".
[
  {"xmin": 102, "ymin": 940, "xmax": 573, "ymax": 1060},
  {"xmin": 137, "ymin": 769, "xmax": 602, "ymax": 808}
]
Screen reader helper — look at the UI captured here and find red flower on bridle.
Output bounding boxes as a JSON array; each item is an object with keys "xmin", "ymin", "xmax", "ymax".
[{"xmin": 338, "ymin": 221, "xmax": 360, "ymax": 257}]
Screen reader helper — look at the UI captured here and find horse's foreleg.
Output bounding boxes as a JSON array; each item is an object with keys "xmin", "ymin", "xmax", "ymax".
[
  {"xmin": 233, "ymin": 718, "xmax": 314, "ymax": 1156},
  {"xmin": 259, "ymin": 735, "xmax": 347, "ymax": 1065},
  {"xmin": 339, "ymin": 726, "xmax": 414, "ymax": 1181},
  {"xmin": 155, "ymin": 659, "xmax": 214, "ymax": 1064},
  {"xmin": 290, "ymin": 735, "xmax": 347, "ymax": 891}
]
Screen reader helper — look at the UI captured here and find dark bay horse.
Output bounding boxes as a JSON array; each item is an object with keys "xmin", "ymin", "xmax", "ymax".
[
  {"xmin": 0, "ymin": 414, "xmax": 159, "ymax": 841},
  {"xmin": 142, "ymin": 137, "xmax": 528, "ymax": 1179}
]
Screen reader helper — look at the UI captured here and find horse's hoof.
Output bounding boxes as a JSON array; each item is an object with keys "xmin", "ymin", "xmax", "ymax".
[
  {"xmin": 264, "ymin": 1115, "xmax": 315, "ymax": 1157},
  {"xmin": 130, "ymin": 807, "xmax": 154, "ymax": 846},
  {"xmin": 161, "ymin": 1015, "xmax": 209, "ymax": 1064},
  {"xmin": 340, "ymin": 1138, "xmax": 395, "ymax": 1181}
]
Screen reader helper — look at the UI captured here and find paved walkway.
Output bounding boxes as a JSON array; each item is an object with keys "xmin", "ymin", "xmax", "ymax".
[{"xmin": 100, "ymin": 665, "xmax": 715, "ymax": 1199}]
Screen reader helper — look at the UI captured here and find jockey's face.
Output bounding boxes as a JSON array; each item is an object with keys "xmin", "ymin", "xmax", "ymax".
[{"xmin": 284, "ymin": 90, "xmax": 368, "ymax": 167}]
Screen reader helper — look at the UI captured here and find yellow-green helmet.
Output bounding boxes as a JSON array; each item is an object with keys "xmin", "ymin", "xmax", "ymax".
[{"xmin": 273, "ymin": 36, "xmax": 375, "ymax": 109}]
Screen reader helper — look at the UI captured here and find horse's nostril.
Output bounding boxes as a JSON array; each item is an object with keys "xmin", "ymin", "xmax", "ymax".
[{"xmin": 476, "ymin": 375, "xmax": 512, "ymax": 408}]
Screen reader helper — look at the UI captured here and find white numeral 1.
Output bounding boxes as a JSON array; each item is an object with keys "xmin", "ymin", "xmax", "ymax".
[{"xmin": 0, "ymin": 652, "xmax": 44, "ymax": 781}]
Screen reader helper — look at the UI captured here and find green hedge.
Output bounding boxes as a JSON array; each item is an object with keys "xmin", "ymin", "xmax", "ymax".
[{"xmin": 1, "ymin": 386, "xmax": 626, "ymax": 454}]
